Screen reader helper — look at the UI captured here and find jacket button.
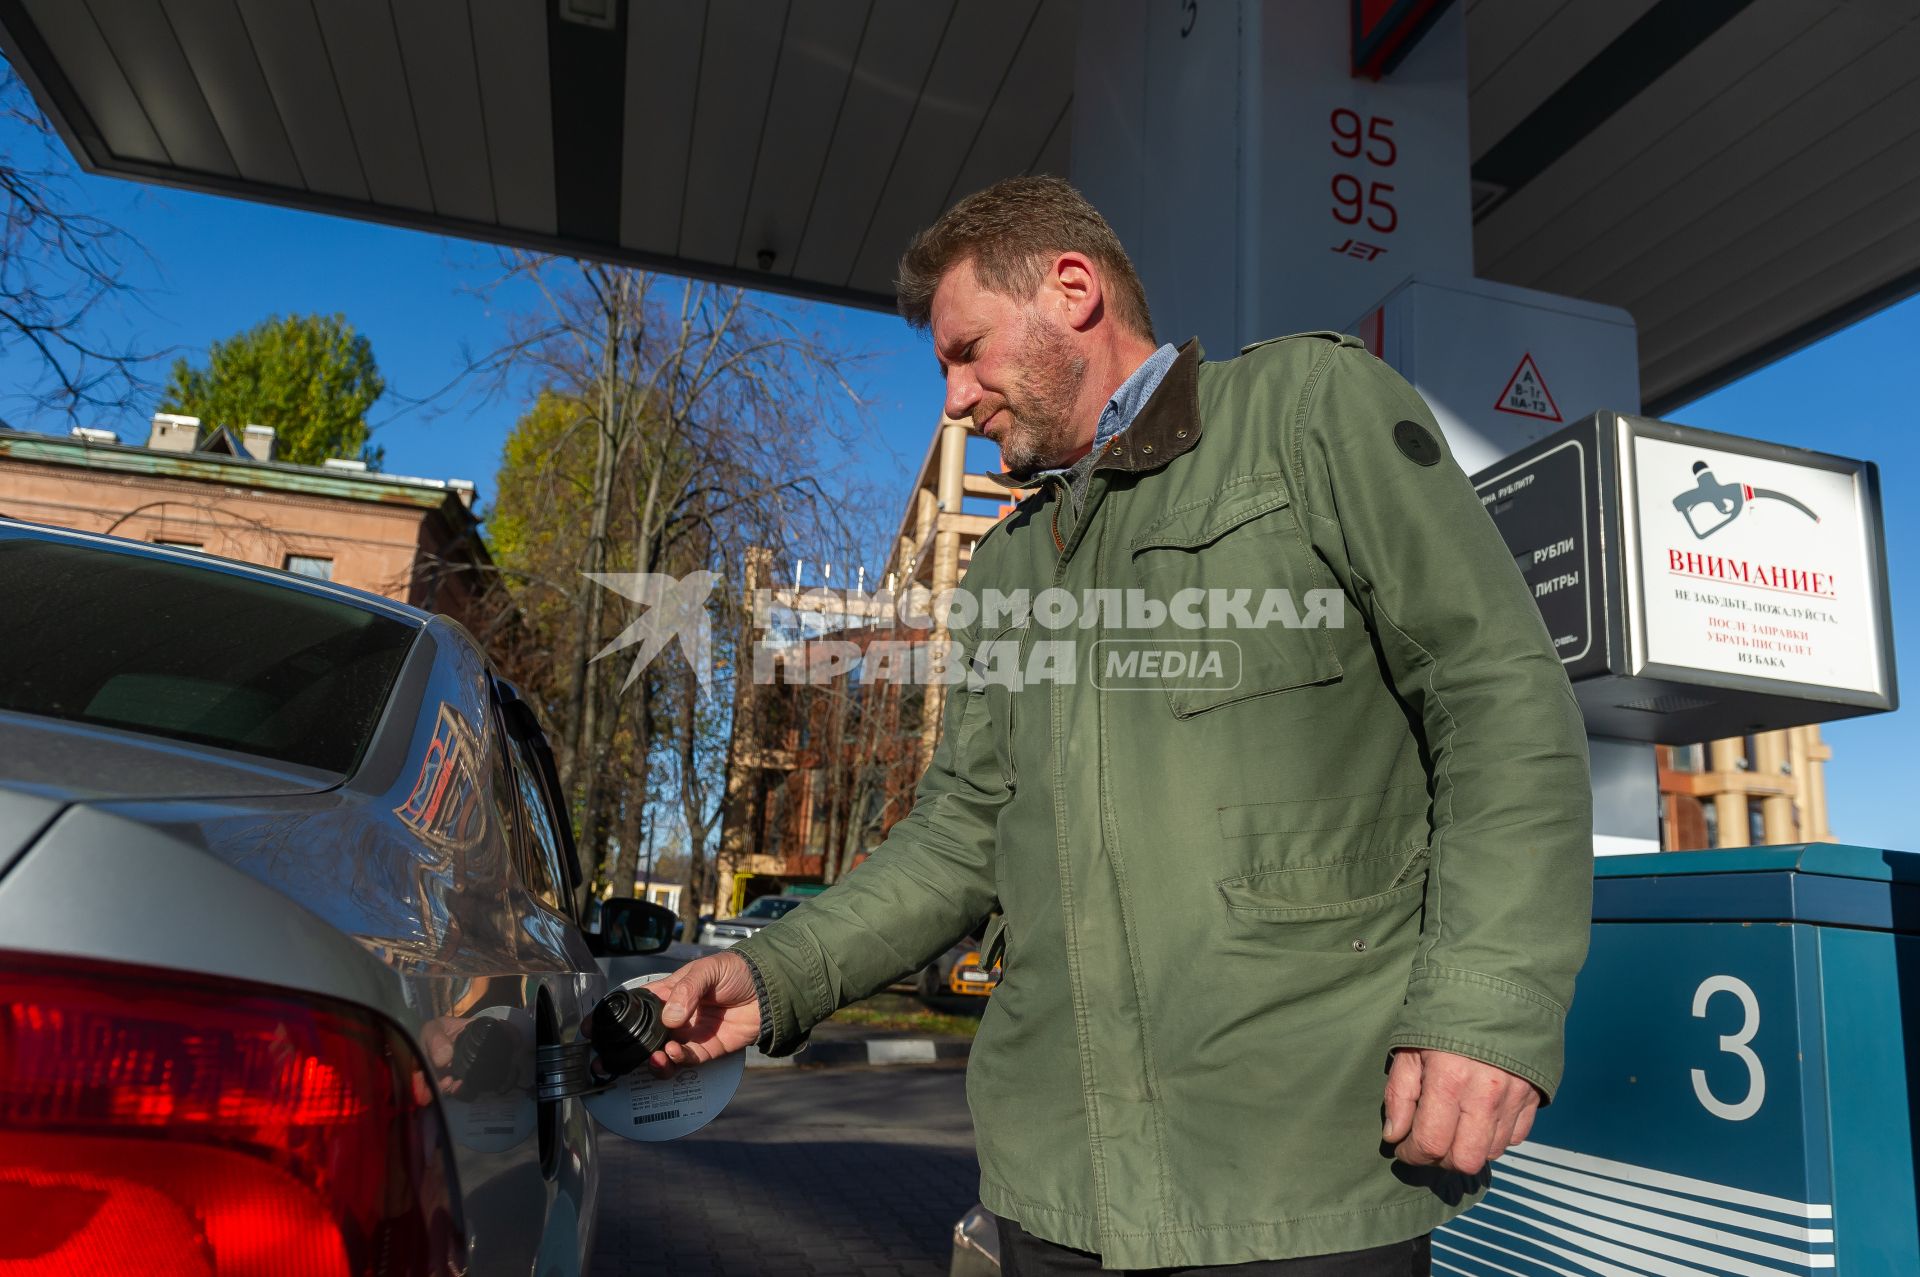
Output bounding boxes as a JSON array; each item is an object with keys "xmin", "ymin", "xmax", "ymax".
[
  {"xmin": 1176, "ymin": 430, "xmax": 1187, "ymax": 438},
  {"xmin": 1350, "ymin": 938, "xmax": 1368, "ymax": 953},
  {"xmin": 1142, "ymin": 444, "xmax": 1154, "ymax": 454}
]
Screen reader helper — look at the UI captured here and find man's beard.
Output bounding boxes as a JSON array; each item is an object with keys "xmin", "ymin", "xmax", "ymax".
[{"xmin": 988, "ymin": 313, "xmax": 1089, "ymax": 483}]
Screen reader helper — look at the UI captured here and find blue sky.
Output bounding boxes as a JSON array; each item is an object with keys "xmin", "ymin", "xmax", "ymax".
[{"xmin": 2, "ymin": 113, "xmax": 1913, "ymax": 851}]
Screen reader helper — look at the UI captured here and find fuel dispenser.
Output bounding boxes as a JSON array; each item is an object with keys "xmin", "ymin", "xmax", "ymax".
[
  {"xmin": 1354, "ymin": 275, "xmax": 1906, "ymax": 1273},
  {"xmin": 1435, "ymin": 846, "xmax": 1920, "ymax": 1273}
]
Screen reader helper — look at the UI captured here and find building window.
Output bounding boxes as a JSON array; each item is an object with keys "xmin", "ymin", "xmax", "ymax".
[
  {"xmin": 1669, "ymin": 743, "xmax": 1705, "ymax": 773},
  {"xmin": 1749, "ymin": 806, "xmax": 1767, "ymax": 846},
  {"xmin": 285, "ymin": 554, "xmax": 334, "ymax": 581},
  {"xmin": 152, "ymin": 537, "xmax": 202, "ymax": 549}
]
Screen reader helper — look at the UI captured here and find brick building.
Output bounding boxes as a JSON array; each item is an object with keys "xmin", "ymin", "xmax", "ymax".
[{"xmin": 0, "ymin": 415, "xmax": 489, "ymax": 619}]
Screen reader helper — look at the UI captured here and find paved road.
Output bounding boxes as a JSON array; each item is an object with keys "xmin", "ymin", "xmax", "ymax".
[{"xmin": 591, "ymin": 1062, "xmax": 979, "ymax": 1277}]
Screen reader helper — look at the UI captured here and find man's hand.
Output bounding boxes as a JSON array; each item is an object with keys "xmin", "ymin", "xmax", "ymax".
[
  {"xmin": 1382, "ymin": 1047, "xmax": 1540, "ymax": 1175},
  {"xmin": 636, "ymin": 951, "xmax": 762, "ymax": 1074}
]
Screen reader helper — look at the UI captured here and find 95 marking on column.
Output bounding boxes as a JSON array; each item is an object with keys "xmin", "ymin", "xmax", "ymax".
[{"xmin": 1329, "ymin": 108, "xmax": 1398, "ymax": 253}]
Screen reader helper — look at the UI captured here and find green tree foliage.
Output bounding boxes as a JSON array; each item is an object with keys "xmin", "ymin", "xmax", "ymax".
[
  {"xmin": 484, "ymin": 386, "xmax": 660, "ymax": 900},
  {"xmin": 489, "ymin": 389, "xmax": 592, "ymax": 567},
  {"xmin": 487, "ymin": 389, "xmax": 605, "ymax": 671},
  {"xmin": 160, "ymin": 313, "xmax": 385, "ymax": 466}
]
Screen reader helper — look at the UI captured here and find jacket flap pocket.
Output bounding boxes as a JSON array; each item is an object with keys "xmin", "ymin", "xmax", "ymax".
[
  {"xmin": 1130, "ymin": 484, "xmax": 1291, "ymax": 553},
  {"xmin": 1217, "ymin": 845, "xmax": 1429, "ymax": 916}
]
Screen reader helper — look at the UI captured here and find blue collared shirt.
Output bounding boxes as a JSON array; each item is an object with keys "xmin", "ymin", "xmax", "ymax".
[{"xmin": 1031, "ymin": 342, "xmax": 1181, "ymax": 488}]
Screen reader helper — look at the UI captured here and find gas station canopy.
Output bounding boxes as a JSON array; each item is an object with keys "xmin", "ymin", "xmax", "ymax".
[{"xmin": 0, "ymin": 0, "xmax": 1914, "ymax": 411}]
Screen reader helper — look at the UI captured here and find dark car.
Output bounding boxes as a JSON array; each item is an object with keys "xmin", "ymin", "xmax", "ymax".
[
  {"xmin": 699, "ymin": 892, "xmax": 810, "ymax": 946},
  {"xmin": 0, "ymin": 521, "xmax": 676, "ymax": 1275}
]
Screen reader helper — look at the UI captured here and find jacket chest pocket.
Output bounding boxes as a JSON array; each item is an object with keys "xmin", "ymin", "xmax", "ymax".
[{"xmin": 1126, "ymin": 482, "xmax": 1344, "ymax": 718}]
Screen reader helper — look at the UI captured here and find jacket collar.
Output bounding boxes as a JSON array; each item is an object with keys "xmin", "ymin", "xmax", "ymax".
[
  {"xmin": 983, "ymin": 337, "xmax": 1204, "ymax": 490},
  {"xmin": 1092, "ymin": 337, "xmax": 1202, "ymax": 476}
]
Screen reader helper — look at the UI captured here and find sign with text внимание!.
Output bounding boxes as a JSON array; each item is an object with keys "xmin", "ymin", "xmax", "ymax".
[
  {"xmin": 1469, "ymin": 414, "xmax": 1896, "ymax": 744},
  {"xmin": 1630, "ymin": 433, "xmax": 1886, "ymax": 698}
]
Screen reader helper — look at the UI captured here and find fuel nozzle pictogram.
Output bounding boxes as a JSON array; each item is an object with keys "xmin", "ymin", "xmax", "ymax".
[{"xmin": 1671, "ymin": 460, "xmax": 1819, "ymax": 540}]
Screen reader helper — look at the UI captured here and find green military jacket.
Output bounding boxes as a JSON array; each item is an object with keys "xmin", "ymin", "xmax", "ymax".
[{"xmin": 737, "ymin": 333, "xmax": 1593, "ymax": 1268}]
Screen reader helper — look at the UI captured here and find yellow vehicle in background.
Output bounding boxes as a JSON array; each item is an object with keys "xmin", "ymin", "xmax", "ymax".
[
  {"xmin": 901, "ymin": 932, "xmax": 1000, "ymax": 1008},
  {"xmin": 945, "ymin": 946, "xmax": 1002, "ymax": 998}
]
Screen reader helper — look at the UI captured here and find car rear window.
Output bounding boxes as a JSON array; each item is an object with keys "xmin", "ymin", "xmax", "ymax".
[{"xmin": 0, "ymin": 539, "xmax": 417, "ymax": 774}]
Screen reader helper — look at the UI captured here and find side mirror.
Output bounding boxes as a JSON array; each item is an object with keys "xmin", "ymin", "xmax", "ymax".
[{"xmin": 594, "ymin": 897, "xmax": 677, "ymax": 957}]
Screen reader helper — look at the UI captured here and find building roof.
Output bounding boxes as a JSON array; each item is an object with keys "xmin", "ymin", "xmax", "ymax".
[
  {"xmin": 0, "ymin": 428, "xmax": 481, "ymax": 537},
  {"xmin": 0, "ymin": 0, "xmax": 1912, "ymax": 411}
]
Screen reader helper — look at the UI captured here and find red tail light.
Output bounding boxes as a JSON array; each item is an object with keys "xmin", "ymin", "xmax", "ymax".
[{"xmin": 0, "ymin": 951, "xmax": 465, "ymax": 1276}]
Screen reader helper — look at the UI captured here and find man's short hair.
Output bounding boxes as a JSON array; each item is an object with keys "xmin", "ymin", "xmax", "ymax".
[{"xmin": 896, "ymin": 176, "xmax": 1154, "ymax": 341}]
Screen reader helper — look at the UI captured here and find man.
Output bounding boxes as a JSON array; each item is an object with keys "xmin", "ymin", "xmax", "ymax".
[{"xmin": 641, "ymin": 177, "xmax": 1593, "ymax": 1274}]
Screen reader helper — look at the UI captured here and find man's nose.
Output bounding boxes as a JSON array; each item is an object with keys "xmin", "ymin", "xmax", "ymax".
[{"xmin": 945, "ymin": 369, "xmax": 981, "ymax": 422}]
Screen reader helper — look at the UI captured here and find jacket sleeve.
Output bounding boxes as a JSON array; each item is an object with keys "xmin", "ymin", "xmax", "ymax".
[
  {"xmin": 732, "ymin": 630, "xmax": 1005, "ymax": 1056},
  {"xmin": 1292, "ymin": 341, "xmax": 1593, "ymax": 1098}
]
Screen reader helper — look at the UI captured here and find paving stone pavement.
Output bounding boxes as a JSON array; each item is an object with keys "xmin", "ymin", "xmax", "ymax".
[{"xmin": 590, "ymin": 1062, "xmax": 980, "ymax": 1277}]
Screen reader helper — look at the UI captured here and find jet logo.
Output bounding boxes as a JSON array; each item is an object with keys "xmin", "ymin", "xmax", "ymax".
[
  {"xmin": 587, "ymin": 571, "xmax": 718, "ymax": 691},
  {"xmin": 1671, "ymin": 460, "xmax": 1819, "ymax": 540}
]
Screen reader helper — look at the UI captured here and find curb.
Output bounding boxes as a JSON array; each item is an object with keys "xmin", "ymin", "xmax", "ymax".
[{"xmin": 746, "ymin": 1038, "xmax": 971, "ymax": 1069}]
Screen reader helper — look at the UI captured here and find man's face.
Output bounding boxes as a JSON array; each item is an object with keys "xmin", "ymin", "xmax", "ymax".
[{"xmin": 931, "ymin": 261, "xmax": 1089, "ymax": 481}]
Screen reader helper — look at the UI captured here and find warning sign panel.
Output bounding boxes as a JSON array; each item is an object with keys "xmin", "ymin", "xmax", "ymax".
[{"xmin": 1495, "ymin": 353, "xmax": 1562, "ymax": 422}]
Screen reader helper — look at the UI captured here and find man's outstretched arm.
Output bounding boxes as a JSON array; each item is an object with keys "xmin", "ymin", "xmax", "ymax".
[{"xmin": 649, "ymin": 631, "xmax": 1008, "ymax": 1065}]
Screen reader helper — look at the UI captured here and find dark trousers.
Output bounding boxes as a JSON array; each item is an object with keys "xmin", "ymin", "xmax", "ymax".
[{"xmin": 993, "ymin": 1214, "xmax": 1431, "ymax": 1276}]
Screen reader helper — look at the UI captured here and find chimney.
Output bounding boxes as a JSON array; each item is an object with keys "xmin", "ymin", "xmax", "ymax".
[
  {"xmin": 445, "ymin": 478, "xmax": 476, "ymax": 508},
  {"xmin": 69, "ymin": 427, "xmax": 120, "ymax": 445},
  {"xmin": 241, "ymin": 424, "xmax": 276, "ymax": 462},
  {"xmin": 147, "ymin": 413, "xmax": 199, "ymax": 452},
  {"xmin": 322, "ymin": 458, "xmax": 369, "ymax": 473}
]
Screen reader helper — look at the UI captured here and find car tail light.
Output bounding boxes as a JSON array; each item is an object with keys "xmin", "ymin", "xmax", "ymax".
[{"xmin": 0, "ymin": 951, "xmax": 465, "ymax": 1276}]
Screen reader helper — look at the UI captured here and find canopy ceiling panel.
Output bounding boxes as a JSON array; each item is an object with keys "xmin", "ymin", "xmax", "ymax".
[
  {"xmin": 1467, "ymin": 0, "xmax": 1920, "ymax": 408},
  {"xmin": 0, "ymin": 0, "xmax": 1915, "ymax": 410}
]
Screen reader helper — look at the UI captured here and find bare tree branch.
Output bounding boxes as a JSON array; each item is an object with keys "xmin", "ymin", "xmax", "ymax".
[{"xmin": 0, "ymin": 66, "xmax": 161, "ymax": 420}]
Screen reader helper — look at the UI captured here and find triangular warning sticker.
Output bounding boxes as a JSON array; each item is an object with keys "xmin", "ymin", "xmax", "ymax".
[{"xmin": 1494, "ymin": 352, "xmax": 1562, "ymax": 422}]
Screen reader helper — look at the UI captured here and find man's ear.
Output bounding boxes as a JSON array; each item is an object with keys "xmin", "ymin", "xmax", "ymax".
[{"xmin": 1047, "ymin": 251, "xmax": 1103, "ymax": 332}]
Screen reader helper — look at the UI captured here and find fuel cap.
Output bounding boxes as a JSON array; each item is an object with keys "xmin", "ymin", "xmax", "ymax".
[
  {"xmin": 589, "ymin": 986, "xmax": 672, "ymax": 1077},
  {"xmin": 582, "ymin": 973, "xmax": 744, "ymax": 1143}
]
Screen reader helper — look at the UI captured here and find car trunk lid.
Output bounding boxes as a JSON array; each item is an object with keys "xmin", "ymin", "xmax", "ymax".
[{"xmin": 0, "ymin": 709, "xmax": 342, "ymax": 806}]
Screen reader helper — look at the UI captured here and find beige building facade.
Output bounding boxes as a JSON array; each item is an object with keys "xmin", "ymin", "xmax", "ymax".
[{"xmin": 1657, "ymin": 726, "xmax": 1834, "ymax": 850}]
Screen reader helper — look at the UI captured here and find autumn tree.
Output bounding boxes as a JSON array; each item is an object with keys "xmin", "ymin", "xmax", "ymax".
[
  {"xmin": 475, "ymin": 254, "xmax": 863, "ymax": 930},
  {"xmin": 160, "ymin": 313, "xmax": 384, "ymax": 465}
]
